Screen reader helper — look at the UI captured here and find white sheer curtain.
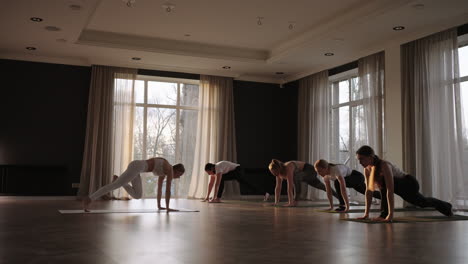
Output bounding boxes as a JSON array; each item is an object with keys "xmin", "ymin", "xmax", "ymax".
[
  {"xmin": 78, "ymin": 66, "xmax": 137, "ymax": 199},
  {"xmin": 298, "ymin": 71, "xmax": 330, "ymax": 200},
  {"xmin": 357, "ymin": 51, "xmax": 385, "ymax": 160},
  {"xmin": 188, "ymin": 75, "xmax": 239, "ymax": 199},
  {"xmin": 111, "ymin": 71, "xmax": 137, "ymax": 199},
  {"xmin": 402, "ymin": 28, "xmax": 465, "ymax": 205}
]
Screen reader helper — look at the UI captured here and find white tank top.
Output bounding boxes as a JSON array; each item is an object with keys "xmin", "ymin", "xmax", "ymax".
[
  {"xmin": 152, "ymin": 158, "xmax": 166, "ymax": 176},
  {"xmin": 324, "ymin": 164, "xmax": 352, "ymax": 181}
]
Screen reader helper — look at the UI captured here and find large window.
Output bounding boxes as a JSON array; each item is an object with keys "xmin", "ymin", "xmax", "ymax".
[
  {"xmin": 459, "ymin": 42, "xmax": 468, "ymax": 145},
  {"xmin": 329, "ymin": 70, "xmax": 365, "ymax": 168},
  {"xmin": 133, "ymin": 76, "xmax": 199, "ymax": 198}
]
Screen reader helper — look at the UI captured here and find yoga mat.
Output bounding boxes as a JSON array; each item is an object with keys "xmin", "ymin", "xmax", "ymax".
[
  {"xmin": 316, "ymin": 207, "xmax": 435, "ymax": 213},
  {"xmin": 59, "ymin": 208, "xmax": 199, "ymax": 214},
  {"xmin": 342, "ymin": 215, "xmax": 468, "ymax": 223}
]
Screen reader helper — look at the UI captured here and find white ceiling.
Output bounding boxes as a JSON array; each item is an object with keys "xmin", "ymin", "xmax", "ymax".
[{"xmin": 1, "ymin": 0, "xmax": 467, "ymax": 83}]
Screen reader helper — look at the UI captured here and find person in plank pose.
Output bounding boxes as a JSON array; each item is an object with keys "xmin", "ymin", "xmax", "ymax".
[
  {"xmin": 268, "ymin": 159, "xmax": 339, "ymax": 206},
  {"xmin": 355, "ymin": 145, "xmax": 452, "ymax": 222},
  {"xmin": 314, "ymin": 159, "xmax": 381, "ymax": 212},
  {"xmin": 82, "ymin": 157, "xmax": 184, "ymax": 212}
]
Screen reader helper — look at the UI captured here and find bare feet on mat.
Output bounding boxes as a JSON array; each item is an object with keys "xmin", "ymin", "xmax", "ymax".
[
  {"xmin": 209, "ymin": 198, "xmax": 221, "ymax": 203},
  {"xmin": 82, "ymin": 196, "xmax": 91, "ymax": 212}
]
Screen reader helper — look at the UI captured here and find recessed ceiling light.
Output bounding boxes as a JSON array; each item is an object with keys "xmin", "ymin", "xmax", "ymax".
[
  {"xmin": 324, "ymin": 53, "xmax": 334, "ymax": 56},
  {"xmin": 30, "ymin": 17, "xmax": 43, "ymax": 22},
  {"xmin": 184, "ymin": 34, "xmax": 191, "ymax": 37},
  {"xmin": 412, "ymin": 3, "xmax": 425, "ymax": 10},
  {"xmin": 222, "ymin": 66, "xmax": 231, "ymax": 69},
  {"xmin": 276, "ymin": 72, "xmax": 284, "ymax": 75},
  {"xmin": 69, "ymin": 4, "xmax": 82, "ymax": 11},
  {"xmin": 26, "ymin": 47, "xmax": 36, "ymax": 50},
  {"xmin": 45, "ymin": 26, "xmax": 61, "ymax": 32},
  {"xmin": 132, "ymin": 57, "xmax": 141, "ymax": 61},
  {"xmin": 162, "ymin": 2, "xmax": 176, "ymax": 12},
  {"xmin": 257, "ymin": 17, "xmax": 264, "ymax": 26},
  {"xmin": 393, "ymin": 26, "xmax": 405, "ymax": 31}
]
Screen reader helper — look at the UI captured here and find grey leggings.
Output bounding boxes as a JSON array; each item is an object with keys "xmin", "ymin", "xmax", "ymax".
[
  {"xmin": 89, "ymin": 160, "xmax": 146, "ymax": 200},
  {"xmin": 293, "ymin": 163, "xmax": 339, "ymax": 200}
]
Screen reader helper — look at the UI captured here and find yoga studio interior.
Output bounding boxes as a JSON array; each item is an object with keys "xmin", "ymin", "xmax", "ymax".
[{"xmin": 1, "ymin": 1, "xmax": 468, "ymax": 263}]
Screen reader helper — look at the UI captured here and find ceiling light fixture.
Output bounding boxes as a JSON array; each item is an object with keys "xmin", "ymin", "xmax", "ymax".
[
  {"xmin": 69, "ymin": 4, "xmax": 82, "ymax": 11},
  {"xmin": 276, "ymin": 72, "xmax": 284, "ymax": 75},
  {"xmin": 45, "ymin": 26, "xmax": 61, "ymax": 31},
  {"xmin": 162, "ymin": 2, "xmax": 175, "ymax": 12},
  {"xmin": 122, "ymin": 0, "xmax": 136, "ymax": 7},
  {"xmin": 222, "ymin": 66, "xmax": 231, "ymax": 69},
  {"xmin": 132, "ymin": 57, "xmax": 141, "ymax": 61},
  {"xmin": 184, "ymin": 34, "xmax": 191, "ymax": 37},
  {"xmin": 393, "ymin": 26, "xmax": 405, "ymax": 31},
  {"xmin": 412, "ymin": 3, "xmax": 425, "ymax": 10},
  {"xmin": 288, "ymin": 21, "xmax": 296, "ymax": 30},
  {"xmin": 30, "ymin": 17, "xmax": 43, "ymax": 22},
  {"xmin": 26, "ymin": 47, "xmax": 36, "ymax": 50},
  {"xmin": 257, "ymin": 17, "xmax": 264, "ymax": 26},
  {"xmin": 324, "ymin": 53, "xmax": 334, "ymax": 56}
]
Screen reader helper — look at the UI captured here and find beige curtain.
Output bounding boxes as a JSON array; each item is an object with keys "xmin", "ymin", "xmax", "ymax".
[
  {"xmin": 78, "ymin": 65, "xmax": 137, "ymax": 198},
  {"xmin": 188, "ymin": 75, "xmax": 239, "ymax": 199},
  {"xmin": 402, "ymin": 28, "xmax": 465, "ymax": 204},
  {"xmin": 297, "ymin": 70, "xmax": 330, "ymax": 200},
  {"xmin": 357, "ymin": 51, "xmax": 385, "ymax": 161}
]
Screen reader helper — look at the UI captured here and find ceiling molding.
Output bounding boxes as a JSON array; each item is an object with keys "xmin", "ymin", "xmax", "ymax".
[
  {"xmin": 77, "ymin": 30, "xmax": 269, "ymax": 62},
  {"xmin": 267, "ymin": 0, "xmax": 413, "ymax": 63},
  {"xmin": 0, "ymin": 51, "xmax": 90, "ymax": 67}
]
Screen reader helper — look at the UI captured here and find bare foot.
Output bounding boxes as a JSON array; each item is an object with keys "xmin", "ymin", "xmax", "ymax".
[
  {"xmin": 209, "ymin": 198, "xmax": 222, "ymax": 203},
  {"xmin": 82, "ymin": 196, "xmax": 91, "ymax": 212}
]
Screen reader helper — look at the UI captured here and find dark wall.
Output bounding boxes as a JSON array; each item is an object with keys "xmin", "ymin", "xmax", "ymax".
[
  {"xmin": 0, "ymin": 59, "xmax": 91, "ymax": 195},
  {"xmin": 0, "ymin": 59, "xmax": 297, "ymax": 196},
  {"xmin": 233, "ymin": 80, "xmax": 298, "ymax": 168}
]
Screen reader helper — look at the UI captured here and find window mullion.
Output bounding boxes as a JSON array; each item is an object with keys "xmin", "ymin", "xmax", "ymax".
[{"xmin": 143, "ymin": 80, "xmax": 148, "ymax": 160}]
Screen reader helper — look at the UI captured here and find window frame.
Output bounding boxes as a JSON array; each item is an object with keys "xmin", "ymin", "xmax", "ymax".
[{"xmin": 329, "ymin": 69, "xmax": 360, "ymax": 165}]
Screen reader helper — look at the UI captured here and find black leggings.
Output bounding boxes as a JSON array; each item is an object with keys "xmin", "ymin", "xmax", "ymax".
[
  {"xmin": 294, "ymin": 163, "xmax": 339, "ymax": 200},
  {"xmin": 379, "ymin": 175, "xmax": 452, "ymax": 217},
  {"xmin": 334, "ymin": 170, "xmax": 382, "ymax": 206},
  {"xmin": 217, "ymin": 167, "xmax": 265, "ymax": 198}
]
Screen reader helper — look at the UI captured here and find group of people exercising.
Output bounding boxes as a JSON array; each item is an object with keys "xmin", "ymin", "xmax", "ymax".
[{"xmin": 82, "ymin": 145, "xmax": 453, "ymax": 222}]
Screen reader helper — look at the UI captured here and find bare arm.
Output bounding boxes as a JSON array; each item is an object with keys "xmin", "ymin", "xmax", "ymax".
[
  {"xmin": 337, "ymin": 175, "xmax": 349, "ymax": 211},
  {"xmin": 324, "ymin": 178, "xmax": 334, "ymax": 210},
  {"xmin": 157, "ymin": 175, "xmax": 165, "ymax": 209},
  {"xmin": 164, "ymin": 168, "xmax": 173, "ymax": 210},
  {"xmin": 212, "ymin": 173, "xmax": 223, "ymax": 199},
  {"xmin": 203, "ymin": 175, "xmax": 216, "ymax": 201},
  {"xmin": 358, "ymin": 168, "xmax": 372, "ymax": 219},
  {"xmin": 284, "ymin": 177, "xmax": 295, "ymax": 206},
  {"xmin": 380, "ymin": 162, "xmax": 394, "ymax": 222},
  {"xmin": 274, "ymin": 176, "xmax": 282, "ymax": 205}
]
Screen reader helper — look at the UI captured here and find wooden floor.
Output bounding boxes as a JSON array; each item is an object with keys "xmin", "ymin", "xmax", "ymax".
[{"xmin": 2, "ymin": 198, "xmax": 468, "ymax": 264}]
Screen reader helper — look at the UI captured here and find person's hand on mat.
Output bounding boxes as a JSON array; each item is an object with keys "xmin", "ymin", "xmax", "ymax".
[
  {"xmin": 166, "ymin": 208, "xmax": 179, "ymax": 212},
  {"xmin": 209, "ymin": 198, "xmax": 221, "ymax": 203},
  {"xmin": 371, "ymin": 216, "xmax": 392, "ymax": 222}
]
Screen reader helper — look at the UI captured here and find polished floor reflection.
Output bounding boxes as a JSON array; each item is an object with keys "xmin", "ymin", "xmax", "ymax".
[{"xmin": 1, "ymin": 198, "xmax": 468, "ymax": 264}]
